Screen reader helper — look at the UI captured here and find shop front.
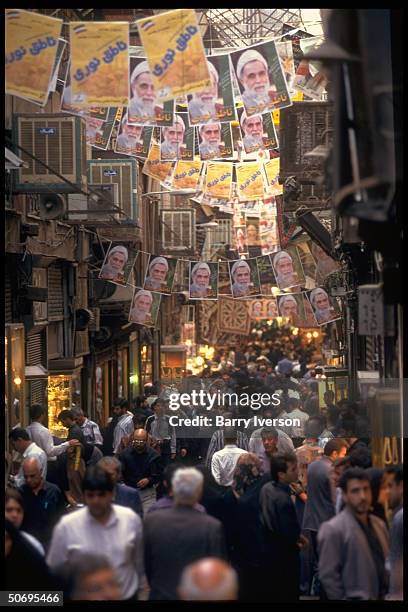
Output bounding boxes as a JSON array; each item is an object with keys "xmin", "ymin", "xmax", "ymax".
[
  {"xmin": 5, "ymin": 324, "xmax": 25, "ymax": 450},
  {"xmin": 47, "ymin": 358, "xmax": 83, "ymax": 439}
]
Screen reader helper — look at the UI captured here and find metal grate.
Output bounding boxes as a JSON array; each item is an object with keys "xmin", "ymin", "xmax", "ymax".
[
  {"xmin": 5, "ymin": 268, "xmax": 12, "ymax": 324},
  {"xmin": 88, "ymin": 160, "xmax": 137, "ymax": 220},
  {"xmin": 26, "ymin": 330, "xmax": 47, "ymax": 366},
  {"xmin": 161, "ymin": 209, "xmax": 196, "ymax": 252},
  {"xmin": 48, "ymin": 264, "xmax": 64, "ymax": 321}
]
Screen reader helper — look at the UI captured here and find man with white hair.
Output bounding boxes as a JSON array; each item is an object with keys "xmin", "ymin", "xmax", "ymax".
[
  {"xmin": 278, "ymin": 294, "xmax": 299, "ymax": 320},
  {"xmin": 129, "ymin": 290, "xmax": 154, "ymax": 325},
  {"xmin": 273, "ymin": 250, "xmax": 299, "ymax": 289},
  {"xmin": 178, "ymin": 558, "xmax": 238, "ymax": 601},
  {"xmin": 116, "ymin": 115, "xmax": 144, "ymax": 154},
  {"xmin": 241, "ymin": 112, "xmax": 265, "ymax": 153},
  {"xmin": 161, "ymin": 115, "xmax": 186, "ymax": 160},
  {"xmin": 188, "ymin": 61, "xmax": 222, "ymax": 124},
  {"xmin": 198, "ymin": 123, "xmax": 222, "ymax": 160},
  {"xmin": 129, "ymin": 60, "xmax": 162, "ymax": 124},
  {"xmin": 309, "ymin": 288, "xmax": 336, "ymax": 324},
  {"xmin": 144, "ymin": 256, "xmax": 169, "ymax": 292},
  {"xmin": 190, "ymin": 262, "xmax": 212, "ymax": 298},
  {"xmin": 236, "ymin": 49, "xmax": 278, "ymax": 112},
  {"xmin": 100, "ymin": 245, "xmax": 129, "ymax": 283},
  {"xmin": 143, "ymin": 467, "xmax": 226, "ymax": 600},
  {"xmin": 230, "ymin": 260, "xmax": 252, "ymax": 297}
]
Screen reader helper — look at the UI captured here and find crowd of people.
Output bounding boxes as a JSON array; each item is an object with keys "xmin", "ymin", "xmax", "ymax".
[{"xmin": 5, "ymin": 328, "xmax": 404, "ymax": 601}]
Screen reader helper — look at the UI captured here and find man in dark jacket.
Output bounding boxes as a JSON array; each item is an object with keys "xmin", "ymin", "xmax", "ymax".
[
  {"xmin": 260, "ymin": 452, "xmax": 307, "ymax": 602},
  {"xmin": 144, "ymin": 467, "xmax": 226, "ymax": 600}
]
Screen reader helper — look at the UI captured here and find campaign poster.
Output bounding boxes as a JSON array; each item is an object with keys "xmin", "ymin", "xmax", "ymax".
[
  {"xmin": 115, "ymin": 111, "xmax": 153, "ymax": 158},
  {"xmin": 277, "ymin": 293, "xmax": 317, "ymax": 328},
  {"xmin": 264, "ymin": 158, "xmax": 283, "ymax": 196},
  {"xmin": 160, "ymin": 113, "xmax": 194, "ymax": 161},
  {"xmin": 236, "ymin": 161, "xmax": 266, "ymax": 202},
  {"xmin": 128, "ymin": 56, "xmax": 175, "ymax": 127},
  {"xmin": 189, "ymin": 261, "xmax": 219, "ymax": 300},
  {"xmin": 89, "ymin": 107, "xmax": 117, "ymax": 150},
  {"xmin": 203, "ymin": 162, "xmax": 233, "ymax": 200},
  {"xmin": 129, "ymin": 288, "xmax": 162, "ymax": 328},
  {"xmin": 271, "ymin": 247, "xmax": 305, "ymax": 290},
  {"xmin": 61, "ymin": 65, "xmax": 109, "ymax": 119},
  {"xmin": 142, "ymin": 141, "xmax": 175, "ymax": 182},
  {"xmin": 171, "ymin": 160, "xmax": 203, "ymax": 191},
  {"xmin": 256, "ymin": 254, "xmax": 277, "ymax": 294},
  {"xmin": 238, "ymin": 108, "xmax": 278, "ymax": 155},
  {"xmin": 98, "ymin": 243, "xmax": 138, "ymax": 287},
  {"xmin": 143, "ymin": 254, "xmax": 177, "ymax": 294},
  {"xmin": 229, "ymin": 257, "xmax": 261, "ymax": 299},
  {"xmin": 198, "ymin": 122, "xmax": 234, "ymax": 161},
  {"xmin": 306, "ymin": 287, "xmax": 342, "ymax": 326}
]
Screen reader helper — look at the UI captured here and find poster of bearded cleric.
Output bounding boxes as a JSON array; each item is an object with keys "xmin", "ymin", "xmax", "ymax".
[
  {"xmin": 271, "ymin": 247, "xmax": 305, "ymax": 291},
  {"xmin": 306, "ymin": 287, "xmax": 342, "ymax": 325},
  {"xmin": 187, "ymin": 54, "xmax": 237, "ymax": 126},
  {"xmin": 128, "ymin": 57, "xmax": 175, "ymax": 127},
  {"xmin": 98, "ymin": 243, "xmax": 139, "ymax": 286},
  {"xmin": 230, "ymin": 41, "xmax": 292, "ymax": 116},
  {"xmin": 228, "ymin": 258, "xmax": 261, "ymax": 299},
  {"xmin": 128, "ymin": 288, "xmax": 162, "ymax": 328},
  {"xmin": 115, "ymin": 111, "xmax": 153, "ymax": 158},
  {"xmin": 238, "ymin": 107, "xmax": 278, "ymax": 155},
  {"xmin": 188, "ymin": 261, "xmax": 219, "ymax": 300},
  {"xmin": 160, "ymin": 113, "xmax": 194, "ymax": 162},
  {"xmin": 197, "ymin": 122, "xmax": 233, "ymax": 161},
  {"xmin": 143, "ymin": 255, "xmax": 177, "ymax": 294}
]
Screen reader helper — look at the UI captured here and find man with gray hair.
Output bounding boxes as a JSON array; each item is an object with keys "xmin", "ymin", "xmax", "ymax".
[
  {"xmin": 144, "ymin": 256, "xmax": 169, "ymax": 292},
  {"xmin": 100, "ymin": 245, "xmax": 129, "ymax": 282},
  {"xmin": 129, "ymin": 60, "xmax": 163, "ymax": 124},
  {"xmin": 178, "ymin": 558, "xmax": 238, "ymax": 601},
  {"xmin": 144, "ymin": 467, "xmax": 226, "ymax": 600},
  {"xmin": 236, "ymin": 48, "xmax": 278, "ymax": 111},
  {"xmin": 72, "ymin": 409, "xmax": 103, "ymax": 447}
]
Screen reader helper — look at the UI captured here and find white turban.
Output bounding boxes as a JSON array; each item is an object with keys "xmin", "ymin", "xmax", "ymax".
[
  {"xmin": 131, "ymin": 60, "xmax": 150, "ymax": 84},
  {"xmin": 134, "ymin": 289, "xmax": 153, "ymax": 304},
  {"xmin": 236, "ymin": 49, "xmax": 268, "ymax": 80},
  {"xmin": 191, "ymin": 262, "xmax": 211, "ymax": 278},
  {"xmin": 273, "ymin": 251, "xmax": 293, "ymax": 267},
  {"xmin": 208, "ymin": 60, "xmax": 219, "ymax": 83},
  {"xmin": 231, "ymin": 260, "xmax": 250, "ymax": 278},
  {"xmin": 149, "ymin": 256, "xmax": 169, "ymax": 273},
  {"xmin": 278, "ymin": 295, "xmax": 297, "ymax": 308},
  {"xmin": 199, "ymin": 122, "xmax": 221, "ymax": 134},
  {"xmin": 108, "ymin": 245, "xmax": 128, "ymax": 262},
  {"xmin": 309, "ymin": 288, "xmax": 329, "ymax": 306}
]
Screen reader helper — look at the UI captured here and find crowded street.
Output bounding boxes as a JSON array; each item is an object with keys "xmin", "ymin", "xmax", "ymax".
[{"xmin": 4, "ymin": 8, "xmax": 403, "ymax": 604}]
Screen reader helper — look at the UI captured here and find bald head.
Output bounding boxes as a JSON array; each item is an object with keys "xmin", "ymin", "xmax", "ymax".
[
  {"xmin": 132, "ymin": 428, "xmax": 148, "ymax": 453},
  {"xmin": 178, "ymin": 558, "xmax": 238, "ymax": 601},
  {"xmin": 23, "ymin": 457, "xmax": 43, "ymax": 491}
]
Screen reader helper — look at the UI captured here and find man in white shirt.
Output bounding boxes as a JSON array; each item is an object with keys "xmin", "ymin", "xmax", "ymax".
[
  {"xmin": 113, "ymin": 400, "xmax": 134, "ymax": 455},
  {"xmin": 211, "ymin": 430, "xmax": 248, "ymax": 487},
  {"xmin": 72, "ymin": 408, "xmax": 103, "ymax": 447},
  {"xmin": 47, "ymin": 465, "xmax": 146, "ymax": 601},
  {"xmin": 26, "ymin": 403, "xmax": 79, "ymax": 464},
  {"xmin": 281, "ymin": 397, "xmax": 310, "ymax": 441},
  {"xmin": 8, "ymin": 428, "xmax": 47, "ymax": 488}
]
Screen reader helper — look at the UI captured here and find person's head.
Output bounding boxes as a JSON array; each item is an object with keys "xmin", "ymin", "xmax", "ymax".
[
  {"xmin": 178, "ymin": 558, "xmax": 238, "ymax": 601},
  {"xmin": 172, "ymin": 467, "xmax": 204, "ymax": 506},
  {"xmin": 323, "ymin": 389, "xmax": 335, "ymax": 406},
  {"xmin": 287, "ymin": 397, "xmax": 300, "ymax": 412},
  {"xmin": 251, "ymin": 301, "xmax": 262, "ymax": 316},
  {"xmin": 132, "ymin": 428, "xmax": 148, "ymax": 454},
  {"xmin": 246, "ymin": 224, "xmax": 258, "ymax": 242},
  {"xmin": 261, "ymin": 427, "xmax": 279, "ymax": 456},
  {"xmin": 58, "ymin": 409, "xmax": 75, "ymax": 428},
  {"xmin": 152, "ymin": 398, "xmax": 166, "ymax": 417},
  {"xmin": 231, "ymin": 260, "xmax": 251, "ymax": 285},
  {"xmin": 385, "ymin": 465, "xmax": 403, "ymax": 510},
  {"xmin": 199, "ymin": 123, "xmax": 221, "ymax": 146},
  {"xmin": 192, "ymin": 262, "xmax": 211, "ymax": 287},
  {"xmin": 323, "ymin": 438, "xmax": 348, "ymax": 461},
  {"xmin": 163, "ymin": 115, "xmax": 185, "ymax": 146},
  {"xmin": 310, "ymin": 288, "xmax": 330, "ymax": 312},
  {"xmin": 269, "ymin": 452, "xmax": 298, "ymax": 484},
  {"xmin": 348, "ymin": 445, "xmax": 372, "ymax": 469},
  {"xmin": 339, "ymin": 467, "xmax": 372, "ymax": 516},
  {"xmin": 162, "ymin": 463, "xmax": 182, "ymax": 497},
  {"xmin": 29, "ymin": 403, "xmax": 46, "ymax": 423},
  {"xmin": 22, "ymin": 457, "xmax": 43, "ymax": 491},
  {"xmin": 107, "ymin": 246, "xmax": 128, "ymax": 273},
  {"xmin": 237, "ymin": 49, "xmax": 270, "ymax": 96},
  {"xmin": 8, "ymin": 428, "xmax": 31, "ymax": 454},
  {"xmin": 148, "ymin": 257, "xmax": 168, "ymax": 282},
  {"xmin": 121, "ymin": 116, "xmax": 143, "ymax": 140},
  {"xmin": 82, "ymin": 466, "xmax": 114, "ymax": 519},
  {"xmin": 133, "ymin": 289, "xmax": 153, "ymax": 314},
  {"xmin": 241, "ymin": 112, "xmax": 263, "ymax": 138},
  {"xmin": 274, "ymin": 251, "xmax": 294, "ymax": 277},
  {"xmin": 278, "ymin": 295, "xmax": 298, "ymax": 318},
  {"xmin": 72, "ymin": 408, "xmax": 86, "ymax": 427},
  {"xmin": 267, "ymin": 300, "xmax": 278, "ymax": 317},
  {"xmin": 97, "ymin": 456, "xmax": 122, "ymax": 486},
  {"xmin": 63, "ymin": 554, "xmax": 121, "ymax": 601},
  {"xmin": 131, "ymin": 60, "xmax": 156, "ymax": 103},
  {"xmin": 193, "ymin": 61, "xmax": 219, "ymax": 105},
  {"xmin": 112, "ymin": 398, "xmax": 126, "ymax": 417},
  {"xmin": 5, "ymin": 488, "xmax": 25, "ymax": 529},
  {"xmin": 223, "ymin": 428, "xmax": 237, "ymax": 446}
]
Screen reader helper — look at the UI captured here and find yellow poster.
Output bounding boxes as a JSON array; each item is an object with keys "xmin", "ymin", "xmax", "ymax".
[
  {"xmin": 137, "ymin": 9, "xmax": 210, "ymax": 102},
  {"xmin": 5, "ymin": 9, "xmax": 63, "ymax": 105},
  {"xmin": 204, "ymin": 162, "xmax": 233, "ymax": 200},
  {"xmin": 171, "ymin": 161, "xmax": 203, "ymax": 191},
  {"xmin": 236, "ymin": 162, "xmax": 266, "ymax": 202},
  {"xmin": 264, "ymin": 158, "xmax": 283, "ymax": 196},
  {"xmin": 69, "ymin": 22, "xmax": 129, "ymax": 107},
  {"xmin": 142, "ymin": 142, "xmax": 174, "ymax": 182}
]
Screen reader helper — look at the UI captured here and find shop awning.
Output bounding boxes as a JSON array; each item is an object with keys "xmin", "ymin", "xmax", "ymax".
[{"xmin": 25, "ymin": 365, "xmax": 48, "ymax": 379}]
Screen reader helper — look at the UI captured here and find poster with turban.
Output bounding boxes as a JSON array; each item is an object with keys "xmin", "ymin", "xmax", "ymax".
[
  {"xmin": 98, "ymin": 243, "xmax": 139, "ymax": 287},
  {"xmin": 187, "ymin": 54, "xmax": 237, "ymax": 126},
  {"xmin": 160, "ymin": 113, "xmax": 194, "ymax": 161},
  {"xmin": 306, "ymin": 288, "xmax": 342, "ymax": 326},
  {"xmin": 230, "ymin": 40, "xmax": 292, "ymax": 117},
  {"xmin": 238, "ymin": 108, "xmax": 278, "ymax": 156},
  {"xmin": 198, "ymin": 123, "xmax": 233, "ymax": 161},
  {"xmin": 69, "ymin": 21, "xmax": 129, "ymax": 107},
  {"xmin": 137, "ymin": 9, "xmax": 211, "ymax": 102},
  {"xmin": 189, "ymin": 261, "xmax": 219, "ymax": 300},
  {"xmin": 129, "ymin": 288, "xmax": 162, "ymax": 328},
  {"xmin": 171, "ymin": 160, "xmax": 203, "ymax": 191},
  {"xmin": 264, "ymin": 158, "xmax": 283, "ymax": 196},
  {"xmin": 142, "ymin": 141, "xmax": 175, "ymax": 183},
  {"xmin": 143, "ymin": 254, "xmax": 177, "ymax": 294},
  {"xmin": 277, "ymin": 293, "xmax": 317, "ymax": 328},
  {"xmin": 128, "ymin": 56, "xmax": 174, "ymax": 126},
  {"xmin": 6, "ymin": 9, "xmax": 63, "ymax": 105},
  {"xmin": 228, "ymin": 258, "xmax": 261, "ymax": 299},
  {"xmin": 248, "ymin": 298, "xmax": 279, "ymax": 320},
  {"xmin": 87, "ymin": 107, "xmax": 117, "ymax": 150},
  {"xmin": 203, "ymin": 162, "xmax": 233, "ymax": 200},
  {"xmin": 115, "ymin": 111, "xmax": 153, "ymax": 158},
  {"xmin": 236, "ymin": 161, "xmax": 266, "ymax": 202},
  {"xmin": 271, "ymin": 247, "xmax": 305, "ymax": 290}
]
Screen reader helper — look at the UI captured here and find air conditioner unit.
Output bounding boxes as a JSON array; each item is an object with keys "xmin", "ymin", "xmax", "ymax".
[
  {"xmin": 161, "ymin": 209, "xmax": 196, "ymax": 252},
  {"xmin": 12, "ymin": 113, "xmax": 89, "ymax": 193},
  {"xmin": 67, "ymin": 184, "xmax": 119, "ymax": 222},
  {"xmin": 87, "ymin": 159, "xmax": 138, "ymax": 223},
  {"xmin": 91, "ymin": 277, "xmax": 134, "ymax": 304}
]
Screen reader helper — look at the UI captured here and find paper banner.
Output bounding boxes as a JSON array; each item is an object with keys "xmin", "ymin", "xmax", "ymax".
[
  {"xmin": 256, "ymin": 254, "xmax": 276, "ymax": 289},
  {"xmin": 115, "ymin": 111, "xmax": 153, "ymax": 158},
  {"xmin": 142, "ymin": 141, "xmax": 175, "ymax": 182},
  {"xmin": 89, "ymin": 107, "xmax": 117, "ymax": 150},
  {"xmin": 160, "ymin": 112, "xmax": 194, "ymax": 161},
  {"xmin": 143, "ymin": 254, "xmax": 178, "ymax": 294},
  {"xmin": 171, "ymin": 160, "xmax": 203, "ymax": 191},
  {"xmin": 264, "ymin": 158, "xmax": 283, "ymax": 196},
  {"xmin": 98, "ymin": 243, "xmax": 139, "ymax": 287},
  {"xmin": 204, "ymin": 162, "xmax": 233, "ymax": 200},
  {"xmin": 128, "ymin": 56, "xmax": 175, "ymax": 126},
  {"xmin": 236, "ymin": 161, "xmax": 266, "ymax": 202},
  {"xmin": 248, "ymin": 298, "xmax": 279, "ymax": 320},
  {"xmin": 61, "ymin": 64, "xmax": 110, "ymax": 119},
  {"xmin": 189, "ymin": 261, "xmax": 219, "ymax": 300},
  {"xmin": 230, "ymin": 40, "xmax": 292, "ymax": 117},
  {"xmin": 229, "ymin": 258, "xmax": 261, "ymax": 299},
  {"xmin": 277, "ymin": 293, "xmax": 318, "ymax": 328},
  {"xmin": 129, "ymin": 288, "xmax": 162, "ymax": 328},
  {"xmin": 198, "ymin": 123, "xmax": 234, "ymax": 161},
  {"xmin": 238, "ymin": 109, "xmax": 278, "ymax": 155},
  {"xmin": 6, "ymin": 9, "xmax": 63, "ymax": 105},
  {"xmin": 271, "ymin": 246, "xmax": 305, "ymax": 290},
  {"xmin": 276, "ymin": 40, "xmax": 296, "ymax": 97},
  {"xmin": 187, "ymin": 54, "xmax": 237, "ymax": 126},
  {"xmin": 69, "ymin": 21, "xmax": 129, "ymax": 107},
  {"xmin": 305, "ymin": 287, "xmax": 342, "ymax": 326},
  {"xmin": 137, "ymin": 9, "xmax": 210, "ymax": 102}
]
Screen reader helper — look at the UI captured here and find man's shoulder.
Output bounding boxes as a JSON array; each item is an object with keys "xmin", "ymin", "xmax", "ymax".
[
  {"xmin": 43, "ymin": 480, "xmax": 62, "ymax": 494},
  {"xmin": 112, "ymin": 503, "xmax": 142, "ymax": 526},
  {"xmin": 117, "ymin": 482, "xmax": 140, "ymax": 498}
]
